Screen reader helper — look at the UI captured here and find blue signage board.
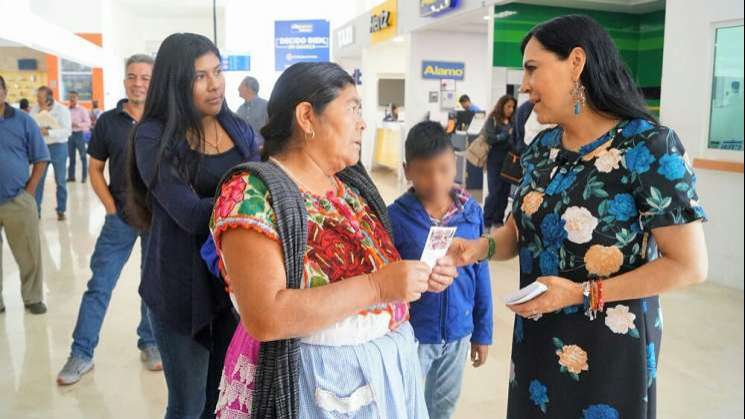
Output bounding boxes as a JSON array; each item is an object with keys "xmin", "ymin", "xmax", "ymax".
[
  {"xmin": 221, "ymin": 55, "xmax": 251, "ymax": 71},
  {"xmin": 422, "ymin": 61, "xmax": 465, "ymax": 80},
  {"xmin": 275, "ymin": 20, "xmax": 330, "ymax": 71},
  {"xmin": 420, "ymin": 0, "xmax": 460, "ymax": 17}
]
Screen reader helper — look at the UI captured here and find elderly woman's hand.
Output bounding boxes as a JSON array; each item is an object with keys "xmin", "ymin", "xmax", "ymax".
[
  {"xmin": 428, "ymin": 256, "xmax": 459, "ymax": 293},
  {"xmin": 508, "ymin": 276, "xmax": 584, "ymax": 319},
  {"xmin": 373, "ymin": 261, "xmax": 431, "ymax": 303}
]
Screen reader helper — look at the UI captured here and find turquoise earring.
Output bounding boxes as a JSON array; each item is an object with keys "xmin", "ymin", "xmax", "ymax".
[{"xmin": 571, "ymin": 80, "xmax": 586, "ymax": 115}]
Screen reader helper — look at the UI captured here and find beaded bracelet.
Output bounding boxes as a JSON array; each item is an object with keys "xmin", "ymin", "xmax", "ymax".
[
  {"xmin": 480, "ymin": 235, "xmax": 496, "ymax": 261},
  {"xmin": 582, "ymin": 280, "xmax": 606, "ymax": 320}
]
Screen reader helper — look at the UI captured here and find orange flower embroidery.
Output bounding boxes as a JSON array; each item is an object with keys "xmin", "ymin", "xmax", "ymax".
[
  {"xmin": 556, "ymin": 344, "xmax": 589, "ymax": 375},
  {"xmin": 521, "ymin": 191, "xmax": 545, "ymax": 216},
  {"xmin": 584, "ymin": 245, "xmax": 624, "ymax": 277}
]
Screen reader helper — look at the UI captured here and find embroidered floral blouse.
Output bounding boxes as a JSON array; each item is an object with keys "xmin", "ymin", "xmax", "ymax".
[{"xmin": 210, "ymin": 171, "xmax": 408, "ymax": 340}]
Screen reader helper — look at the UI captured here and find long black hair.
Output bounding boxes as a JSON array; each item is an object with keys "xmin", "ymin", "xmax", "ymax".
[
  {"xmin": 521, "ymin": 15, "xmax": 657, "ymax": 123},
  {"xmin": 489, "ymin": 94, "xmax": 517, "ymax": 125},
  {"xmin": 127, "ymin": 32, "xmax": 222, "ymax": 230},
  {"xmin": 261, "ymin": 62, "xmax": 355, "ymax": 160}
]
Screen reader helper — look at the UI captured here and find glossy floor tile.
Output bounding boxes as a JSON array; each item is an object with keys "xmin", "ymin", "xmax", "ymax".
[{"xmin": 0, "ymin": 169, "xmax": 742, "ymax": 419}]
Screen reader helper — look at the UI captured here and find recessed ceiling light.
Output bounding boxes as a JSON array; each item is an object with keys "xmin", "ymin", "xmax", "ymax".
[{"xmin": 393, "ymin": 36, "xmax": 405, "ymax": 43}]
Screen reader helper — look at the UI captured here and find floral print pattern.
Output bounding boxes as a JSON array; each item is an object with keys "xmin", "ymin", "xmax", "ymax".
[
  {"xmin": 211, "ymin": 172, "xmax": 407, "ymax": 328},
  {"xmin": 553, "ymin": 338, "xmax": 589, "ymax": 380},
  {"xmin": 507, "ymin": 119, "xmax": 706, "ymax": 418},
  {"xmin": 529, "ymin": 379, "xmax": 549, "ymax": 413},
  {"xmin": 210, "ymin": 171, "xmax": 410, "ymax": 418}
]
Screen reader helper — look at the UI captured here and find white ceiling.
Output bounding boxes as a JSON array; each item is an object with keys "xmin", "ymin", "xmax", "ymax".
[
  {"xmin": 115, "ymin": 0, "xmax": 228, "ymax": 17},
  {"xmin": 424, "ymin": 7, "xmax": 491, "ymax": 35},
  {"xmin": 0, "ymin": 38, "xmax": 25, "ymax": 47}
]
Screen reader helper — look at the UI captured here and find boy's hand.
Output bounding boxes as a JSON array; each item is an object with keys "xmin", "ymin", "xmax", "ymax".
[
  {"xmin": 471, "ymin": 343, "xmax": 489, "ymax": 368},
  {"xmin": 427, "ymin": 256, "xmax": 458, "ymax": 293}
]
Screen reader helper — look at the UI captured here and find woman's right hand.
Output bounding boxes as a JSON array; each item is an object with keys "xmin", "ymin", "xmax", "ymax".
[
  {"xmin": 448, "ymin": 237, "xmax": 489, "ymax": 267},
  {"xmin": 373, "ymin": 261, "xmax": 431, "ymax": 303}
]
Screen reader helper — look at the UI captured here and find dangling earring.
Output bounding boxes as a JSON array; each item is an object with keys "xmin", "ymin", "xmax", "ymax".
[
  {"xmin": 305, "ymin": 129, "xmax": 316, "ymax": 142},
  {"xmin": 571, "ymin": 80, "xmax": 586, "ymax": 115}
]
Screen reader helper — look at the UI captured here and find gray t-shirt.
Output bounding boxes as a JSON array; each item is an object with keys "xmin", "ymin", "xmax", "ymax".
[{"xmin": 236, "ymin": 97, "xmax": 268, "ymax": 147}]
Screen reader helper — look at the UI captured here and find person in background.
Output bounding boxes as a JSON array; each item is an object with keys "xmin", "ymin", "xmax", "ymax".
[
  {"xmin": 388, "ymin": 121, "xmax": 493, "ymax": 419},
  {"xmin": 67, "ymin": 90, "xmax": 92, "ymax": 183},
  {"xmin": 90, "ymin": 99, "xmax": 103, "ymax": 126},
  {"xmin": 57, "ymin": 54, "xmax": 161, "ymax": 386},
  {"xmin": 128, "ymin": 33, "xmax": 259, "ymax": 419},
  {"xmin": 513, "ymin": 99, "xmax": 554, "ymax": 151},
  {"xmin": 458, "ymin": 94, "xmax": 482, "ymax": 112},
  {"xmin": 31, "ymin": 85, "xmax": 71, "ymax": 221},
  {"xmin": 19, "ymin": 98, "xmax": 31, "ymax": 113},
  {"xmin": 482, "ymin": 95, "xmax": 517, "ymax": 229},
  {"xmin": 512, "ymin": 100, "xmax": 535, "ymax": 154},
  {"xmin": 447, "ymin": 15, "xmax": 708, "ymax": 418},
  {"xmin": 0, "ymin": 75, "xmax": 49, "ymax": 315},
  {"xmin": 384, "ymin": 103, "xmax": 400, "ymax": 122},
  {"xmin": 236, "ymin": 75, "xmax": 268, "ymax": 148}
]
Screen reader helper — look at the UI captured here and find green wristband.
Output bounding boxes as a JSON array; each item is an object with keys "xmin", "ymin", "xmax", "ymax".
[{"xmin": 481, "ymin": 236, "xmax": 496, "ymax": 261}]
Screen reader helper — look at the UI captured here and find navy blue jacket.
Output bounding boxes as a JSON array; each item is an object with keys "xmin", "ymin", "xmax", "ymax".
[
  {"xmin": 388, "ymin": 189, "xmax": 493, "ymax": 345},
  {"xmin": 134, "ymin": 108, "xmax": 259, "ymax": 345}
]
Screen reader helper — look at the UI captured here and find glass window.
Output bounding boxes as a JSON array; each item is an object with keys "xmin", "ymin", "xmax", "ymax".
[
  {"xmin": 60, "ymin": 58, "xmax": 93, "ymax": 101},
  {"xmin": 708, "ymin": 25, "xmax": 744, "ymax": 151}
]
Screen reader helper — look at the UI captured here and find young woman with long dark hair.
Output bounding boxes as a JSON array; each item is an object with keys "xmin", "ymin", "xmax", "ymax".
[
  {"xmin": 127, "ymin": 33, "xmax": 259, "ymax": 418},
  {"xmin": 448, "ymin": 15, "xmax": 708, "ymax": 418},
  {"xmin": 482, "ymin": 94, "xmax": 517, "ymax": 229}
]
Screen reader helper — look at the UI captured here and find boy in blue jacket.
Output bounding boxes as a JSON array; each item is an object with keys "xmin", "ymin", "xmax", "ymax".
[{"xmin": 388, "ymin": 121, "xmax": 493, "ymax": 419}]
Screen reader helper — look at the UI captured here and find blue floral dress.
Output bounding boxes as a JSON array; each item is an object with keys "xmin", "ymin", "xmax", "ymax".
[{"xmin": 508, "ymin": 119, "xmax": 707, "ymax": 419}]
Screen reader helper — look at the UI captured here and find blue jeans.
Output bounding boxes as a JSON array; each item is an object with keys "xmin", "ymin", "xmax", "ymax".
[
  {"xmin": 70, "ymin": 214, "xmax": 156, "ymax": 361},
  {"xmin": 35, "ymin": 142, "xmax": 68, "ymax": 214},
  {"xmin": 418, "ymin": 336, "xmax": 471, "ymax": 419},
  {"xmin": 67, "ymin": 131, "xmax": 88, "ymax": 181},
  {"xmin": 147, "ymin": 305, "xmax": 236, "ymax": 419},
  {"xmin": 147, "ymin": 307, "xmax": 209, "ymax": 419}
]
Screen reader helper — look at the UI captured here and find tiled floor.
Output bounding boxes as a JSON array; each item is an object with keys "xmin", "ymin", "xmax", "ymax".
[{"xmin": 0, "ymin": 169, "xmax": 742, "ymax": 419}]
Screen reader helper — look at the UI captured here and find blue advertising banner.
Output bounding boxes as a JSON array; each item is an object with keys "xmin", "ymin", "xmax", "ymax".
[
  {"xmin": 420, "ymin": 0, "xmax": 460, "ymax": 17},
  {"xmin": 422, "ymin": 61, "xmax": 465, "ymax": 80},
  {"xmin": 221, "ymin": 55, "xmax": 251, "ymax": 71},
  {"xmin": 275, "ymin": 20, "xmax": 330, "ymax": 71}
]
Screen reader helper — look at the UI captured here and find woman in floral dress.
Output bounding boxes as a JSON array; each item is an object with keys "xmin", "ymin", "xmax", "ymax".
[
  {"xmin": 449, "ymin": 15, "xmax": 708, "ymax": 418},
  {"xmin": 204, "ymin": 63, "xmax": 458, "ymax": 418}
]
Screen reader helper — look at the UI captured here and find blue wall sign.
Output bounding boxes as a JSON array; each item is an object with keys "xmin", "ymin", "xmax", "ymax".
[
  {"xmin": 275, "ymin": 20, "xmax": 330, "ymax": 71},
  {"xmin": 420, "ymin": 0, "xmax": 460, "ymax": 17},
  {"xmin": 422, "ymin": 61, "xmax": 465, "ymax": 80},
  {"xmin": 221, "ymin": 55, "xmax": 251, "ymax": 71}
]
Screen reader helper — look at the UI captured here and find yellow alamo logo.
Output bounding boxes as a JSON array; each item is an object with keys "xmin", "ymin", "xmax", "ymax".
[{"xmin": 423, "ymin": 65, "xmax": 464, "ymax": 78}]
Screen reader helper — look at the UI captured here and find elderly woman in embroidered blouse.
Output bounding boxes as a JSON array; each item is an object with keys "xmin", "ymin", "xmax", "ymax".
[
  {"xmin": 448, "ymin": 15, "xmax": 708, "ymax": 419},
  {"xmin": 208, "ymin": 62, "xmax": 458, "ymax": 418}
]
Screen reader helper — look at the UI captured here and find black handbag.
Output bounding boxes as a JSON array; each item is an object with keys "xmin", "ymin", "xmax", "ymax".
[{"xmin": 499, "ymin": 147, "xmax": 523, "ymax": 185}]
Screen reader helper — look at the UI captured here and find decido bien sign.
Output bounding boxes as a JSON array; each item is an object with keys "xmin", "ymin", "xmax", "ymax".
[{"xmin": 422, "ymin": 61, "xmax": 465, "ymax": 80}]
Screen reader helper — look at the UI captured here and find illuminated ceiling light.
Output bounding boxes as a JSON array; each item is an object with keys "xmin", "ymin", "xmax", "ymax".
[{"xmin": 494, "ymin": 11, "xmax": 517, "ymax": 19}]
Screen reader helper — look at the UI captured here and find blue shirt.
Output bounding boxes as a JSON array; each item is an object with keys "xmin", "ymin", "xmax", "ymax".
[
  {"xmin": 388, "ymin": 189, "xmax": 493, "ymax": 345},
  {"xmin": 0, "ymin": 104, "xmax": 50, "ymax": 205}
]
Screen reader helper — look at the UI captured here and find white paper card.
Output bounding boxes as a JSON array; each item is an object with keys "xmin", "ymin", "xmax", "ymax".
[
  {"xmin": 503, "ymin": 282, "xmax": 549, "ymax": 305},
  {"xmin": 420, "ymin": 226, "xmax": 457, "ymax": 269}
]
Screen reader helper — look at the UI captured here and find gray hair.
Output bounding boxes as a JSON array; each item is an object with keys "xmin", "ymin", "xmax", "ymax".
[
  {"xmin": 125, "ymin": 54, "xmax": 154, "ymax": 72},
  {"xmin": 241, "ymin": 76, "xmax": 260, "ymax": 94}
]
